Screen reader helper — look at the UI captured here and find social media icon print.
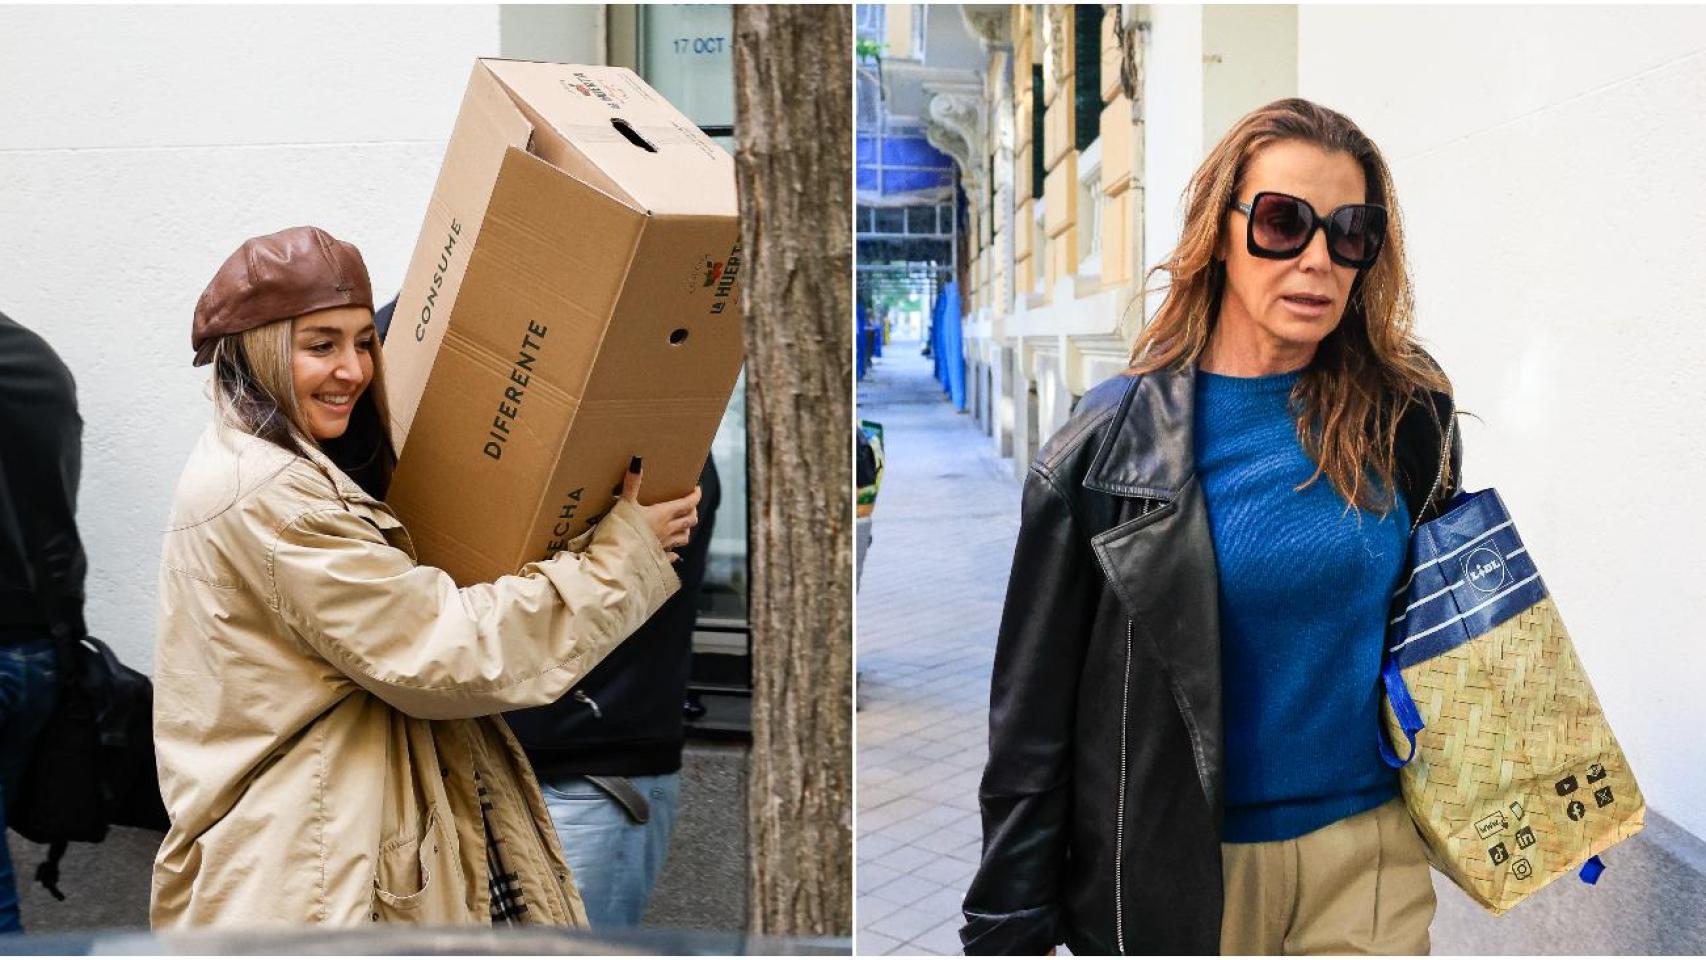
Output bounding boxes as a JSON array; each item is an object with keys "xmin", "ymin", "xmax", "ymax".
[{"xmin": 1474, "ymin": 811, "xmax": 1508, "ymax": 839}]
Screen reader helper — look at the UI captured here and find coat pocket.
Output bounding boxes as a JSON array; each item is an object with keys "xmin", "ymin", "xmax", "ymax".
[{"xmin": 372, "ymin": 808, "xmax": 461, "ymax": 923}]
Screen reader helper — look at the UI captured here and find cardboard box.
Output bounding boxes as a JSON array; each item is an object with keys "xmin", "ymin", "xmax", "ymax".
[{"xmin": 382, "ymin": 60, "xmax": 744, "ymax": 586}]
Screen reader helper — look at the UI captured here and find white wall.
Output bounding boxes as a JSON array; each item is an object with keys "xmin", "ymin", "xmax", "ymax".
[
  {"xmin": 0, "ymin": 6, "xmax": 506, "ymax": 671},
  {"xmin": 1297, "ymin": 7, "xmax": 1706, "ymax": 841},
  {"xmin": 1201, "ymin": 5, "xmax": 1296, "ymax": 153},
  {"xmin": 1141, "ymin": 4, "xmax": 1204, "ymax": 323}
]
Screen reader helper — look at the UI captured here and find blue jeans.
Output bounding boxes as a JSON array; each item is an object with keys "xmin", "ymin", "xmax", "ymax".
[
  {"xmin": 539, "ymin": 772, "xmax": 680, "ymax": 928},
  {"xmin": 0, "ymin": 636, "xmax": 60, "ymax": 934}
]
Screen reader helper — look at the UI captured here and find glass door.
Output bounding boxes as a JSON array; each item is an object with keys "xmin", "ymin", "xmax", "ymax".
[{"xmin": 634, "ymin": 4, "xmax": 751, "ymax": 736}]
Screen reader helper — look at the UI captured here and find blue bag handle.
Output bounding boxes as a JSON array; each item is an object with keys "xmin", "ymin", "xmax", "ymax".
[
  {"xmin": 1379, "ymin": 656, "xmax": 1425, "ymax": 768},
  {"xmin": 1580, "ymin": 855, "xmax": 1606, "ymax": 884}
]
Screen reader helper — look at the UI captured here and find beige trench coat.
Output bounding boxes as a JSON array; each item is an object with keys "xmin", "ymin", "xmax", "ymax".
[{"xmin": 150, "ymin": 422, "xmax": 678, "ymax": 928}]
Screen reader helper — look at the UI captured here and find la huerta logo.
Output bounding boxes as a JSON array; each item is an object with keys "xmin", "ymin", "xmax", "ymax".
[
  {"xmin": 562, "ymin": 72, "xmax": 620, "ymax": 111},
  {"xmin": 702, "ymin": 257, "xmax": 725, "ymax": 288},
  {"xmin": 710, "ymin": 241, "xmax": 742, "ymax": 314}
]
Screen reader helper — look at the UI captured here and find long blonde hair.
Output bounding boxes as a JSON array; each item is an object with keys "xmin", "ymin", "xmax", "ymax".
[
  {"xmin": 1132, "ymin": 98, "xmax": 1449, "ymax": 513},
  {"xmin": 211, "ymin": 317, "xmax": 396, "ymax": 498}
]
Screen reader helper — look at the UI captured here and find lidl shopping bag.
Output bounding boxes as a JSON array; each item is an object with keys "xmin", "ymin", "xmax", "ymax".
[{"xmin": 1380, "ymin": 489, "xmax": 1644, "ymax": 915}]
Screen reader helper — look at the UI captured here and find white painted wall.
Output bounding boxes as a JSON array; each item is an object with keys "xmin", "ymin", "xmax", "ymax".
[
  {"xmin": 1294, "ymin": 7, "xmax": 1706, "ymax": 841},
  {"xmin": 1201, "ymin": 5, "xmax": 1297, "ymax": 154},
  {"xmin": 1141, "ymin": 4, "xmax": 1204, "ymax": 323},
  {"xmin": 0, "ymin": 6, "xmax": 510, "ymax": 671}
]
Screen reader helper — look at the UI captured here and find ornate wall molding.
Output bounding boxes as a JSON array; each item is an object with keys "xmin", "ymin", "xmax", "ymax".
[
  {"xmin": 960, "ymin": 5, "xmax": 1012, "ymax": 48},
  {"xmin": 1112, "ymin": 5, "xmax": 1151, "ymax": 116},
  {"xmin": 925, "ymin": 87, "xmax": 986, "ymax": 199},
  {"xmin": 1043, "ymin": 5, "xmax": 1069, "ymax": 97}
]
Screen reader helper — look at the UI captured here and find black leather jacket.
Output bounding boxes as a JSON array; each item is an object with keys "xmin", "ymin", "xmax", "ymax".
[
  {"xmin": 961, "ymin": 362, "xmax": 1460, "ymax": 956},
  {"xmin": 507, "ymin": 457, "xmax": 720, "ymax": 777}
]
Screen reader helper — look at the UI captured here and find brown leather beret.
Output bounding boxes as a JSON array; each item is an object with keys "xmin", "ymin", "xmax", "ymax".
[{"xmin": 192, "ymin": 226, "xmax": 373, "ymax": 366}]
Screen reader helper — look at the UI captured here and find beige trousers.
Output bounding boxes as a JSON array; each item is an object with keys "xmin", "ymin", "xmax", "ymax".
[{"xmin": 1219, "ymin": 797, "xmax": 1437, "ymax": 955}]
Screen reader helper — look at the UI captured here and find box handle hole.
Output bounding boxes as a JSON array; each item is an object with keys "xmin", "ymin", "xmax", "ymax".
[
  {"xmin": 612, "ymin": 118, "xmax": 658, "ymax": 153},
  {"xmin": 669, "ymin": 328, "xmax": 689, "ymax": 345}
]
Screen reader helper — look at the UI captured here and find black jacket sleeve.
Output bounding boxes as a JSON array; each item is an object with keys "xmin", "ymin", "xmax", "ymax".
[
  {"xmin": 1395, "ymin": 384, "xmax": 1463, "ymax": 525},
  {"xmin": 961, "ymin": 463, "xmax": 1100, "ymax": 955},
  {"xmin": 0, "ymin": 314, "xmax": 87, "ymax": 641}
]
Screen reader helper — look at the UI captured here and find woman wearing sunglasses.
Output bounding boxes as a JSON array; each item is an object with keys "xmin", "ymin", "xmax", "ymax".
[{"xmin": 961, "ymin": 99, "xmax": 1460, "ymax": 955}]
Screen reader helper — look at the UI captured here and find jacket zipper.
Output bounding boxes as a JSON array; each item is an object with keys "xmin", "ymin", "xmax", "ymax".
[
  {"xmin": 1113, "ymin": 496, "xmax": 1161, "ymax": 954},
  {"xmin": 1115, "ymin": 617, "xmax": 1133, "ymax": 956},
  {"xmin": 573, "ymin": 689, "xmax": 602, "ymax": 719}
]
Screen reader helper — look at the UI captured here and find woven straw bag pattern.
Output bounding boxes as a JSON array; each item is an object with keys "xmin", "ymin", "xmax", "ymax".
[{"xmin": 1384, "ymin": 596, "xmax": 1645, "ymax": 914}]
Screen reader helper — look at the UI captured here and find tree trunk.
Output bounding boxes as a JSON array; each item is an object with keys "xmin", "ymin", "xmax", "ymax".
[{"xmin": 732, "ymin": 4, "xmax": 853, "ymax": 938}]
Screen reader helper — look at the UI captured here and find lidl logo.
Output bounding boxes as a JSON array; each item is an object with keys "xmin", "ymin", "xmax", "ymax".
[{"xmin": 1462, "ymin": 546, "xmax": 1509, "ymax": 595}]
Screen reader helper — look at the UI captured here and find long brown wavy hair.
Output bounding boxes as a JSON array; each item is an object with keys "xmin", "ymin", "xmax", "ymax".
[{"xmin": 1131, "ymin": 98, "xmax": 1449, "ymax": 513}]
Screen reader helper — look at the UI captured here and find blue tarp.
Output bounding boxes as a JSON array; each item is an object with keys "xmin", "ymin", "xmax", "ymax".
[
  {"xmin": 934, "ymin": 291, "xmax": 948, "ymax": 381},
  {"xmin": 930, "ymin": 283, "xmax": 966, "ymax": 411},
  {"xmin": 856, "ymin": 301, "xmax": 870, "ymax": 380}
]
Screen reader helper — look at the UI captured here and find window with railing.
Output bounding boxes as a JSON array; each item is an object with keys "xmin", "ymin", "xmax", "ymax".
[
  {"xmin": 1078, "ymin": 174, "xmax": 1103, "ymax": 273},
  {"xmin": 855, "ymin": 3, "xmax": 885, "ymax": 44},
  {"xmin": 1034, "ymin": 203, "xmax": 1049, "ymax": 297},
  {"xmin": 857, "ymin": 4, "xmax": 928, "ymax": 61},
  {"xmin": 1076, "ymin": 135, "xmax": 1103, "ymax": 275}
]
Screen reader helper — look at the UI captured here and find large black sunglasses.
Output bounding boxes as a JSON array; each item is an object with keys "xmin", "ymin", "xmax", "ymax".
[{"xmin": 1228, "ymin": 191, "xmax": 1388, "ymax": 269}]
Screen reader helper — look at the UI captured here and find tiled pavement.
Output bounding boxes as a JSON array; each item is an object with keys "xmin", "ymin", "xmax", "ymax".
[{"xmin": 855, "ymin": 342, "xmax": 1021, "ymax": 956}]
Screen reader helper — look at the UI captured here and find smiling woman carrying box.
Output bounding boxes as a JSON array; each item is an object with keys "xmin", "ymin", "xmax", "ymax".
[{"xmin": 150, "ymin": 225, "xmax": 701, "ymax": 928}]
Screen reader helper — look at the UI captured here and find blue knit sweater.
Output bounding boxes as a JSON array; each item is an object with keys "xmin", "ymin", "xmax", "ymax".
[{"xmin": 1193, "ymin": 368, "xmax": 1408, "ymax": 843}]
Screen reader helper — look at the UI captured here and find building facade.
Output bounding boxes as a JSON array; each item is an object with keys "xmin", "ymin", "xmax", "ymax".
[{"xmin": 948, "ymin": 4, "xmax": 1311, "ymax": 477}]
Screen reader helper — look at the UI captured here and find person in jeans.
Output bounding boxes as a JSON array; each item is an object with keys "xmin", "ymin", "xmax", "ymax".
[
  {"xmin": 0, "ymin": 310, "xmax": 86, "ymax": 933},
  {"xmin": 505, "ymin": 456, "xmax": 718, "ymax": 928}
]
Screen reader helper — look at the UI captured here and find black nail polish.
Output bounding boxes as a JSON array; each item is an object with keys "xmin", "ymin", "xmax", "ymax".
[{"xmin": 629, "ymin": 456, "xmax": 643, "ymax": 473}]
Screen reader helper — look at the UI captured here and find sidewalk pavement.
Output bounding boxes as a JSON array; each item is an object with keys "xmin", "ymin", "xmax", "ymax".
[
  {"xmin": 852, "ymin": 342, "xmax": 1706, "ymax": 956},
  {"xmin": 855, "ymin": 343, "xmax": 1020, "ymax": 956}
]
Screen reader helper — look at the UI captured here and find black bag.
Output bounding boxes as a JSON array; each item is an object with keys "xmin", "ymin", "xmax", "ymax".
[
  {"xmin": 7, "ymin": 634, "xmax": 169, "ymax": 900},
  {"xmin": 856, "ymin": 428, "xmax": 878, "ymax": 490}
]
